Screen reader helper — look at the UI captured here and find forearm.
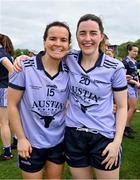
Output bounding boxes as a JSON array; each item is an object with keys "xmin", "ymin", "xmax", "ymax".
[
  {"xmin": 8, "ymin": 104, "xmax": 32, "ymax": 158},
  {"xmin": 113, "ymin": 89, "xmax": 127, "ymax": 145},
  {"xmin": 113, "ymin": 107, "xmax": 127, "ymax": 145},
  {"xmin": 8, "ymin": 105, "xmax": 26, "ymax": 141},
  {"xmin": 2, "ymin": 58, "xmax": 14, "ymax": 74},
  {"xmin": 128, "ymin": 79, "xmax": 138, "ymax": 85}
]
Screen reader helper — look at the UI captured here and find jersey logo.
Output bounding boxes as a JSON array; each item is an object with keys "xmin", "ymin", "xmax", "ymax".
[
  {"xmin": 80, "ymin": 104, "xmax": 97, "ymax": 113},
  {"xmin": 31, "ymin": 110, "xmax": 63, "ymax": 128},
  {"xmin": 73, "ymin": 95, "xmax": 98, "ymax": 113},
  {"xmin": 32, "ymin": 110, "xmax": 54, "ymax": 128}
]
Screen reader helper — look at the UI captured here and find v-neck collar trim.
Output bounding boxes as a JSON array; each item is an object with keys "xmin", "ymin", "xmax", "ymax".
[
  {"xmin": 36, "ymin": 51, "xmax": 63, "ymax": 80},
  {"xmin": 78, "ymin": 50, "xmax": 104, "ymax": 73}
]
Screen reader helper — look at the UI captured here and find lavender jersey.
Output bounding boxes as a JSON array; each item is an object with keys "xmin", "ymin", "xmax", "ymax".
[
  {"xmin": 65, "ymin": 49, "xmax": 127, "ymax": 138},
  {"xmin": 9, "ymin": 52, "xmax": 69, "ymax": 148}
]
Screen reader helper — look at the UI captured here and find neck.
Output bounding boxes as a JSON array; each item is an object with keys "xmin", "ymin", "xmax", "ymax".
[
  {"xmin": 81, "ymin": 51, "xmax": 99, "ymax": 70},
  {"xmin": 42, "ymin": 54, "xmax": 60, "ymax": 76}
]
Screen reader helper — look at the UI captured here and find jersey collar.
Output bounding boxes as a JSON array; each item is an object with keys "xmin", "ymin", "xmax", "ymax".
[
  {"xmin": 78, "ymin": 50, "xmax": 104, "ymax": 67},
  {"xmin": 36, "ymin": 51, "xmax": 63, "ymax": 72}
]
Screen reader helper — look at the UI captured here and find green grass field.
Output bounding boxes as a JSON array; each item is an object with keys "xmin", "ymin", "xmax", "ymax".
[{"xmin": 0, "ymin": 102, "xmax": 140, "ymax": 179}]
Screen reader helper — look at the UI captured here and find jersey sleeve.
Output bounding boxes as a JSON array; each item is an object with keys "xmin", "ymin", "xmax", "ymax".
[
  {"xmin": 0, "ymin": 56, "xmax": 9, "ymax": 63},
  {"xmin": 112, "ymin": 65, "xmax": 127, "ymax": 91},
  {"xmin": 0, "ymin": 50, "xmax": 13, "ymax": 64},
  {"xmin": 0, "ymin": 50, "xmax": 6, "ymax": 62},
  {"xmin": 9, "ymin": 64, "xmax": 25, "ymax": 91},
  {"xmin": 0, "ymin": 50, "xmax": 7, "ymax": 63}
]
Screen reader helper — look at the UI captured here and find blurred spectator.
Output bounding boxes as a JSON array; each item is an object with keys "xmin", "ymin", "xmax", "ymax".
[
  {"xmin": 105, "ymin": 48, "xmax": 114, "ymax": 57},
  {"xmin": 0, "ymin": 33, "xmax": 14, "ymax": 160},
  {"xmin": 100, "ymin": 33, "xmax": 110, "ymax": 52},
  {"xmin": 28, "ymin": 50, "xmax": 38, "ymax": 57},
  {"xmin": 122, "ymin": 44, "xmax": 140, "ymax": 138}
]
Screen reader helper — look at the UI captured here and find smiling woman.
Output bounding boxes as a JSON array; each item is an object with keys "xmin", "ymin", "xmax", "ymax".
[
  {"xmin": 64, "ymin": 13, "xmax": 127, "ymax": 179},
  {"xmin": 8, "ymin": 21, "xmax": 71, "ymax": 180},
  {"xmin": 42, "ymin": 25, "xmax": 70, "ymax": 75}
]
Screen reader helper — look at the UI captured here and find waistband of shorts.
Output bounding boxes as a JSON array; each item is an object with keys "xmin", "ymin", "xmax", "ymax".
[{"xmin": 66, "ymin": 126, "xmax": 99, "ymax": 134}]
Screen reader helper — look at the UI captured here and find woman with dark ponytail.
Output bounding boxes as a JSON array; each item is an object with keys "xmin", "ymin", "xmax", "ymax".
[{"xmin": 123, "ymin": 43, "xmax": 140, "ymax": 138}]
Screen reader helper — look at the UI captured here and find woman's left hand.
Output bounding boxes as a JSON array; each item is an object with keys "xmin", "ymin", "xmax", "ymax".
[{"xmin": 101, "ymin": 142, "xmax": 120, "ymax": 170}]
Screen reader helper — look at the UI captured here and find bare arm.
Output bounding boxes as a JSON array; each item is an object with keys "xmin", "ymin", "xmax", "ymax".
[
  {"xmin": 113, "ymin": 90, "xmax": 127, "ymax": 143},
  {"xmin": 102, "ymin": 89, "xmax": 127, "ymax": 169},
  {"xmin": 8, "ymin": 87, "xmax": 32, "ymax": 158}
]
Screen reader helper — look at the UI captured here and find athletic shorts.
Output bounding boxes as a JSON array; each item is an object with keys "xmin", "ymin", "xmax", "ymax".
[
  {"xmin": 0, "ymin": 88, "xmax": 7, "ymax": 107},
  {"xmin": 128, "ymin": 85, "xmax": 138, "ymax": 99},
  {"xmin": 18, "ymin": 142, "xmax": 65, "ymax": 173},
  {"xmin": 64, "ymin": 126, "xmax": 121, "ymax": 171}
]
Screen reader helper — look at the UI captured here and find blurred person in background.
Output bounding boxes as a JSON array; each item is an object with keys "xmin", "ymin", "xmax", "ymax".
[
  {"xmin": 122, "ymin": 44, "xmax": 140, "ymax": 138},
  {"xmin": 0, "ymin": 33, "xmax": 14, "ymax": 160},
  {"xmin": 105, "ymin": 48, "xmax": 114, "ymax": 57},
  {"xmin": 100, "ymin": 33, "xmax": 110, "ymax": 52},
  {"xmin": 137, "ymin": 61, "xmax": 140, "ymax": 97},
  {"xmin": 28, "ymin": 50, "xmax": 38, "ymax": 57}
]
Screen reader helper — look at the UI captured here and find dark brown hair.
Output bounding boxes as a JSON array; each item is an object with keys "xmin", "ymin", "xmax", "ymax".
[
  {"xmin": 0, "ymin": 34, "xmax": 15, "ymax": 56},
  {"xmin": 76, "ymin": 14, "xmax": 104, "ymax": 34},
  {"xmin": 43, "ymin": 21, "xmax": 71, "ymax": 44},
  {"xmin": 127, "ymin": 43, "xmax": 138, "ymax": 51}
]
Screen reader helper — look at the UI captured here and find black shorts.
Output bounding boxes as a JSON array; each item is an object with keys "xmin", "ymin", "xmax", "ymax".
[
  {"xmin": 64, "ymin": 127, "xmax": 121, "ymax": 171},
  {"xmin": 18, "ymin": 142, "xmax": 65, "ymax": 173}
]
